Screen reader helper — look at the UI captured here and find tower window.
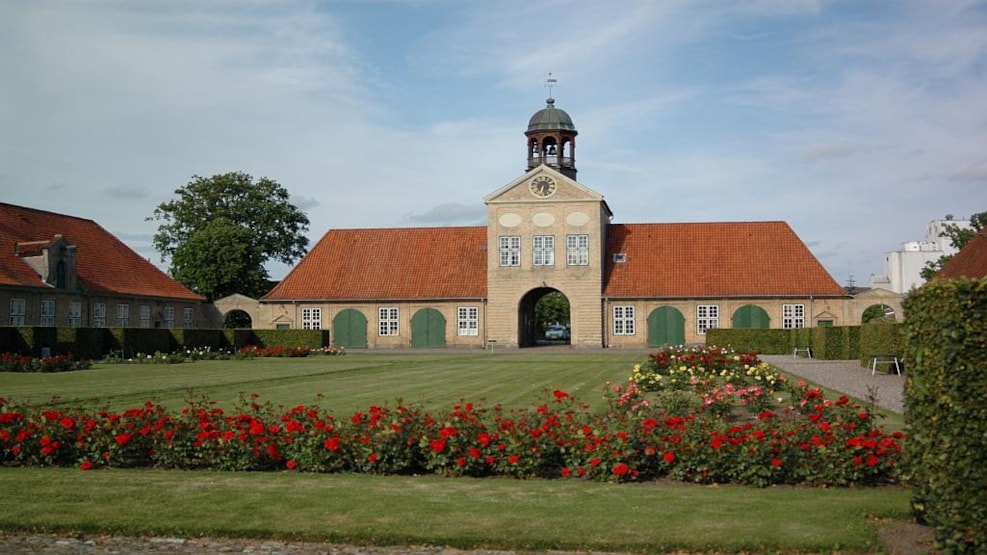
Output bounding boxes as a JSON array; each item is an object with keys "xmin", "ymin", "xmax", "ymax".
[
  {"xmin": 533, "ymin": 235, "xmax": 555, "ymax": 266},
  {"xmin": 566, "ymin": 234, "xmax": 589, "ymax": 265},
  {"xmin": 499, "ymin": 236, "xmax": 521, "ymax": 267}
]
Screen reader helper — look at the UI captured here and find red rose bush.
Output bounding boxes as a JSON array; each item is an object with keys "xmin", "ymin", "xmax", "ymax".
[{"xmin": 0, "ymin": 348, "xmax": 903, "ymax": 487}]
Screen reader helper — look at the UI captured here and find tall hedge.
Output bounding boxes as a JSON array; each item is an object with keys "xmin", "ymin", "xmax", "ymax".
[
  {"xmin": 858, "ymin": 320, "xmax": 905, "ymax": 368},
  {"xmin": 903, "ymin": 278, "xmax": 987, "ymax": 553}
]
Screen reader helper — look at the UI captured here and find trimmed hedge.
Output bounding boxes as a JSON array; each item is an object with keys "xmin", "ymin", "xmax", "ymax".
[
  {"xmin": 0, "ymin": 326, "xmax": 329, "ymax": 359},
  {"xmin": 903, "ymin": 278, "xmax": 987, "ymax": 553},
  {"xmin": 858, "ymin": 321, "xmax": 905, "ymax": 369},
  {"xmin": 705, "ymin": 329, "xmax": 791, "ymax": 354}
]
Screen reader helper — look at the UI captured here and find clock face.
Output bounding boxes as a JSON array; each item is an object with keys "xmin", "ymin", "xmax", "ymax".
[{"xmin": 529, "ymin": 176, "xmax": 557, "ymax": 198}]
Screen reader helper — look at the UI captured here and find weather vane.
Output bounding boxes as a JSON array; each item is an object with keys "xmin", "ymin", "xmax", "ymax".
[{"xmin": 545, "ymin": 72, "xmax": 557, "ymax": 98}]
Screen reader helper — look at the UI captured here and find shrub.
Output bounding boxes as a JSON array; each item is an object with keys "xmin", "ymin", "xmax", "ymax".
[{"xmin": 0, "ymin": 349, "xmax": 904, "ymax": 488}]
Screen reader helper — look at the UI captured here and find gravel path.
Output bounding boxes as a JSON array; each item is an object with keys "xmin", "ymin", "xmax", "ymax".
[{"xmin": 760, "ymin": 354, "xmax": 905, "ymax": 414}]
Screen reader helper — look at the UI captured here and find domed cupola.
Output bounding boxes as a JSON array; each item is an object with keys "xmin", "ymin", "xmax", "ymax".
[{"xmin": 525, "ymin": 96, "xmax": 578, "ymax": 179}]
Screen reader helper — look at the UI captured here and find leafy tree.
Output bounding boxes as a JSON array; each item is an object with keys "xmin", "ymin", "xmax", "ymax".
[
  {"xmin": 150, "ymin": 172, "xmax": 309, "ymax": 300},
  {"xmin": 536, "ymin": 291, "xmax": 570, "ymax": 332},
  {"xmin": 920, "ymin": 211, "xmax": 987, "ymax": 280}
]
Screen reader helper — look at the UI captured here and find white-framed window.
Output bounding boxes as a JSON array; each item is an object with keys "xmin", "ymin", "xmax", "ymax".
[
  {"xmin": 302, "ymin": 307, "xmax": 322, "ymax": 330},
  {"xmin": 183, "ymin": 307, "xmax": 194, "ymax": 328},
  {"xmin": 566, "ymin": 234, "xmax": 589, "ymax": 266},
  {"xmin": 378, "ymin": 307, "xmax": 399, "ymax": 336},
  {"xmin": 40, "ymin": 299, "xmax": 55, "ymax": 326},
  {"xmin": 139, "ymin": 305, "xmax": 151, "ymax": 328},
  {"xmin": 116, "ymin": 303, "xmax": 130, "ymax": 327},
  {"xmin": 533, "ymin": 235, "xmax": 555, "ymax": 266},
  {"xmin": 92, "ymin": 303, "xmax": 106, "ymax": 327},
  {"xmin": 164, "ymin": 306, "xmax": 175, "ymax": 328},
  {"xmin": 457, "ymin": 306, "xmax": 479, "ymax": 336},
  {"xmin": 782, "ymin": 304, "xmax": 805, "ymax": 329},
  {"xmin": 613, "ymin": 305, "xmax": 636, "ymax": 336},
  {"xmin": 9, "ymin": 298, "xmax": 26, "ymax": 325},
  {"xmin": 499, "ymin": 236, "xmax": 521, "ymax": 267},
  {"xmin": 697, "ymin": 304, "xmax": 719, "ymax": 335},
  {"xmin": 68, "ymin": 301, "xmax": 82, "ymax": 327}
]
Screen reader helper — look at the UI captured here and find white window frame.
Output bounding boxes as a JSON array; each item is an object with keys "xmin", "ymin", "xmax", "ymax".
[
  {"xmin": 139, "ymin": 305, "xmax": 151, "ymax": 328},
  {"xmin": 499, "ymin": 236, "xmax": 521, "ymax": 267},
  {"xmin": 92, "ymin": 302, "xmax": 106, "ymax": 327},
  {"xmin": 164, "ymin": 306, "xmax": 175, "ymax": 328},
  {"xmin": 302, "ymin": 307, "xmax": 322, "ymax": 330},
  {"xmin": 183, "ymin": 307, "xmax": 194, "ymax": 328},
  {"xmin": 116, "ymin": 303, "xmax": 130, "ymax": 328},
  {"xmin": 613, "ymin": 305, "xmax": 636, "ymax": 336},
  {"xmin": 457, "ymin": 306, "xmax": 479, "ymax": 336},
  {"xmin": 566, "ymin": 234, "xmax": 589, "ymax": 266},
  {"xmin": 533, "ymin": 235, "xmax": 555, "ymax": 266},
  {"xmin": 782, "ymin": 303, "xmax": 805, "ymax": 329},
  {"xmin": 9, "ymin": 298, "xmax": 26, "ymax": 325},
  {"xmin": 40, "ymin": 299, "xmax": 55, "ymax": 326},
  {"xmin": 697, "ymin": 304, "xmax": 719, "ymax": 335},
  {"xmin": 68, "ymin": 301, "xmax": 82, "ymax": 327},
  {"xmin": 378, "ymin": 307, "xmax": 399, "ymax": 336}
]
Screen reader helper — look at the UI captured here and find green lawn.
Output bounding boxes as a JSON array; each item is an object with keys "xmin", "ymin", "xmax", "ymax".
[
  {"xmin": 0, "ymin": 351, "xmax": 645, "ymax": 413},
  {"xmin": 0, "ymin": 351, "xmax": 914, "ymax": 552},
  {"xmin": 0, "ymin": 468, "xmax": 911, "ymax": 553}
]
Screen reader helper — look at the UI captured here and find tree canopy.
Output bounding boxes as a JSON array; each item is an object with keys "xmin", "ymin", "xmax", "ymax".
[
  {"xmin": 920, "ymin": 211, "xmax": 987, "ymax": 280},
  {"xmin": 150, "ymin": 172, "xmax": 310, "ymax": 300}
]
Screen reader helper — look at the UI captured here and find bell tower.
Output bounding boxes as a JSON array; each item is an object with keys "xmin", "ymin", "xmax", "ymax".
[{"xmin": 525, "ymin": 78, "xmax": 578, "ymax": 179}]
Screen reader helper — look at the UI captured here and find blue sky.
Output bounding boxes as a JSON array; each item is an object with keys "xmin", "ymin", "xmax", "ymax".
[{"xmin": 2, "ymin": 0, "xmax": 986, "ymax": 285}]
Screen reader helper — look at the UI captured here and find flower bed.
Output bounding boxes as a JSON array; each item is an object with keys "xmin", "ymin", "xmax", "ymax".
[
  {"xmin": 0, "ymin": 347, "xmax": 903, "ymax": 487},
  {"xmin": 0, "ymin": 352, "xmax": 91, "ymax": 373}
]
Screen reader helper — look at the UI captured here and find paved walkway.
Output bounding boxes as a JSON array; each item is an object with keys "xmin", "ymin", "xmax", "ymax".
[{"xmin": 761, "ymin": 354, "xmax": 905, "ymax": 414}]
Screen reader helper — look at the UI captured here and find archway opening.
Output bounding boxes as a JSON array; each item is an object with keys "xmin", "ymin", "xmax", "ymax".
[
  {"xmin": 519, "ymin": 288, "xmax": 570, "ymax": 347},
  {"xmin": 862, "ymin": 304, "xmax": 896, "ymax": 323},
  {"xmin": 224, "ymin": 309, "xmax": 252, "ymax": 328}
]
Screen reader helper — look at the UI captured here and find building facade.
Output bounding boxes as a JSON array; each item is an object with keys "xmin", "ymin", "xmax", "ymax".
[
  {"xmin": 1, "ymin": 203, "xmax": 211, "ymax": 331},
  {"xmin": 870, "ymin": 217, "xmax": 973, "ymax": 293},
  {"xmin": 260, "ymin": 98, "xmax": 859, "ymax": 349}
]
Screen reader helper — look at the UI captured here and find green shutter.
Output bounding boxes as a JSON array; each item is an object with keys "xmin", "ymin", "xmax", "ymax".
[
  {"xmin": 648, "ymin": 306, "xmax": 685, "ymax": 347},
  {"xmin": 411, "ymin": 308, "xmax": 446, "ymax": 348},
  {"xmin": 731, "ymin": 305, "xmax": 770, "ymax": 329},
  {"xmin": 332, "ymin": 309, "xmax": 368, "ymax": 349}
]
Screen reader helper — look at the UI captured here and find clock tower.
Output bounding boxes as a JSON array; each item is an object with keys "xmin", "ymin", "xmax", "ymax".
[
  {"xmin": 525, "ymin": 96, "xmax": 578, "ymax": 180},
  {"xmin": 483, "ymin": 94, "xmax": 610, "ymax": 348}
]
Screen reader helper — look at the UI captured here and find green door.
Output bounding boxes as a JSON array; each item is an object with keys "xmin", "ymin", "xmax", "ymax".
[
  {"xmin": 332, "ymin": 309, "xmax": 367, "ymax": 349},
  {"xmin": 647, "ymin": 306, "xmax": 685, "ymax": 347},
  {"xmin": 731, "ymin": 305, "xmax": 770, "ymax": 329},
  {"xmin": 411, "ymin": 308, "xmax": 446, "ymax": 348}
]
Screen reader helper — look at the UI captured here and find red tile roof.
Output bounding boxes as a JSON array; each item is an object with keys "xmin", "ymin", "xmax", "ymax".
[
  {"xmin": 264, "ymin": 227, "xmax": 489, "ymax": 301},
  {"xmin": 604, "ymin": 222, "xmax": 845, "ymax": 298},
  {"xmin": 935, "ymin": 231, "xmax": 987, "ymax": 280},
  {"xmin": 264, "ymin": 221, "xmax": 843, "ymax": 301},
  {"xmin": 0, "ymin": 203, "xmax": 204, "ymax": 301}
]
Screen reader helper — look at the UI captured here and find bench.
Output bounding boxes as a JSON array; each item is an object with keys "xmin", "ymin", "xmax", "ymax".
[
  {"xmin": 793, "ymin": 346, "xmax": 812, "ymax": 359},
  {"xmin": 869, "ymin": 354, "xmax": 901, "ymax": 376}
]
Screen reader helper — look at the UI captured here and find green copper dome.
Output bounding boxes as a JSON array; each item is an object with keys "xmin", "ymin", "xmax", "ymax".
[{"xmin": 527, "ymin": 97, "xmax": 577, "ymax": 133}]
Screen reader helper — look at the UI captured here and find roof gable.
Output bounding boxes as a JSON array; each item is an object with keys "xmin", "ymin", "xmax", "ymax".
[
  {"xmin": 263, "ymin": 226, "xmax": 487, "ymax": 301},
  {"xmin": 935, "ymin": 231, "xmax": 987, "ymax": 280},
  {"xmin": 483, "ymin": 166, "xmax": 610, "ymax": 211},
  {"xmin": 603, "ymin": 221, "xmax": 845, "ymax": 298},
  {"xmin": 0, "ymin": 203, "xmax": 203, "ymax": 301}
]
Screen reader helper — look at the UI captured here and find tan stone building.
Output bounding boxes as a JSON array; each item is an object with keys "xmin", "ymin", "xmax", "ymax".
[
  {"xmin": 0, "ymin": 203, "xmax": 211, "ymax": 331},
  {"xmin": 260, "ymin": 98, "xmax": 867, "ymax": 349}
]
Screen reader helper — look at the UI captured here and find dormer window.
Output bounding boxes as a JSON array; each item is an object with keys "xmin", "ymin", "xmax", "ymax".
[{"xmin": 613, "ymin": 253, "xmax": 627, "ymax": 263}]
